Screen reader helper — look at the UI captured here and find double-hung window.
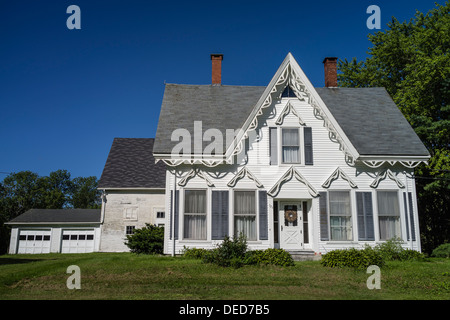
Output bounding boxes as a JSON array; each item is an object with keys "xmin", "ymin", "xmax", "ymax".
[
  {"xmin": 184, "ymin": 190, "xmax": 207, "ymax": 240},
  {"xmin": 270, "ymin": 126, "xmax": 313, "ymax": 166},
  {"xmin": 377, "ymin": 191, "xmax": 401, "ymax": 240},
  {"xmin": 329, "ymin": 191, "xmax": 352, "ymax": 241},
  {"xmin": 234, "ymin": 191, "xmax": 256, "ymax": 241},
  {"xmin": 124, "ymin": 207, "xmax": 138, "ymax": 220},
  {"xmin": 281, "ymin": 128, "xmax": 301, "ymax": 164}
]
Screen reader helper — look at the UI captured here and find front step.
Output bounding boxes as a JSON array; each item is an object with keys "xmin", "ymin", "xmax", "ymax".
[{"xmin": 286, "ymin": 250, "xmax": 321, "ymax": 261}]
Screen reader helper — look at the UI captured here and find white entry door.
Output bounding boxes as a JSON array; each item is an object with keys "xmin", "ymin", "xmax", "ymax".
[
  {"xmin": 61, "ymin": 230, "xmax": 95, "ymax": 253},
  {"xmin": 279, "ymin": 202, "xmax": 303, "ymax": 250}
]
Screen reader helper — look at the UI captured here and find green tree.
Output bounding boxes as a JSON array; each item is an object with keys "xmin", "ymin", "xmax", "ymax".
[
  {"xmin": 338, "ymin": 1, "xmax": 450, "ymax": 254},
  {"xmin": 0, "ymin": 170, "xmax": 101, "ymax": 254},
  {"xmin": 38, "ymin": 169, "xmax": 72, "ymax": 209},
  {"xmin": 0, "ymin": 171, "xmax": 41, "ymax": 221},
  {"xmin": 0, "ymin": 171, "xmax": 42, "ymax": 253},
  {"xmin": 69, "ymin": 176, "xmax": 101, "ymax": 209}
]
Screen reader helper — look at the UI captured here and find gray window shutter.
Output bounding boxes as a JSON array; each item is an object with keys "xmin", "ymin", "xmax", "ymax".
[
  {"xmin": 259, "ymin": 190, "xmax": 268, "ymax": 240},
  {"xmin": 212, "ymin": 191, "xmax": 229, "ymax": 240},
  {"xmin": 403, "ymin": 193, "xmax": 410, "ymax": 240},
  {"xmin": 408, "ymin": 193, "xmax": 416, "ymax": 241},
  {"xmin": 269, "ymin": 127, "xmax": 278, "ymax": 165},
  {"xmin": 175, "ymin": 190, "xmax": 179, "ymax": 239},
  {"xmin": 170, "ymin": 190, "xmax": 179, "ymax": 240},
  {"xmin": 170, "ymin": 191, "xmax": 173, "ymax": 239},
  {"xmin": 319, "ymin": 192, "xmax": 329, "ymax": 241},
  {"xmin": 357, "ymin": 193, "xmax": 365, "ymax": 240},
  {"xmin": 404, "ymin": 192, "xmax": 416, "ymax": 241},
  {"xmin": 304, "ymin": 127, "xmax": 313, "ymax": 165},
  {"xmin": 357, "ymin": 192, "xmax": 375, "ymax": 241}
]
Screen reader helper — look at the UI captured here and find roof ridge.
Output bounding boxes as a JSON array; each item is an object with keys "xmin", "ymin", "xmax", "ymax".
[
  {"xmin": 164, "ymin": 83, "xmax": 266, "ymax": 88},
  {"xmin": 113, "ymin": 137, "xmax": 155, "ymax": 140},
  {"xmin": 315, "ymin": 86, "xmax": 387, "ymax": 89}
]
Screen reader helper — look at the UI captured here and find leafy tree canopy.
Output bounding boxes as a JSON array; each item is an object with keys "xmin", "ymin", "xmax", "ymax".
[
  {"xmin": 338, "ymin": 1, "xmax": 449, "ymax": 253},
  {"xmin": 0, "ymin": 169, "xmax": 101, "ymax": 219},
  {"xmin": 0, "ymin": 170, "xmax": 101, "ymax": 253}
]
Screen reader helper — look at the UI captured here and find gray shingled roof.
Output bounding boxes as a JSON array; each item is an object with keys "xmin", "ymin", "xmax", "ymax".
[
  {"xmin": 153, "ymin": 84, "xmax": 266, "ymax": 155},
  {"xmin": 6, "ymin": 209, "xmax": 101, "ymax": 224},
  {"xmin": 98, "ymin": 138, "xmax": 166, "ymax": 189},
  {"xmin": 154, "ymin": 84, "xmax": 429, "ymax": 157},
  {"xmin": 315, "ymin": 87, "xmax": 430, "ymax": 156}
]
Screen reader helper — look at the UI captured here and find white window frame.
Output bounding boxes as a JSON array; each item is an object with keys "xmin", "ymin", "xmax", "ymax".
[
  {"xmin": 328, "ymin": 190, "xmax": 353, "ymax": 241},
  {"xmin": 125, "ymin": 225, "xmax": 136, "ymax": 236},
  {"xmin": 123, "ymin": 206, "xmax": 138, "ymax": 221},
  {"xmin": 183, "ymin": 189, "xmax": 207, "ymax": 240},
  {"xmin": 154, "ymin": 207, "xmax": 166, "ymax": 225},
  {"xmin": 280, "ymin": 127, "xmax": 302, "ymax": 164},
  {"xmin": 233, "ymin": 189, "xmax": 258, "ymax": 241},
  {"xmin": 156, "ymin": 211, "xmax": 165, "ymax": 219},
  {"xmin": 376, "ymin": 190, "xmax": 402, "ymax": 241}
]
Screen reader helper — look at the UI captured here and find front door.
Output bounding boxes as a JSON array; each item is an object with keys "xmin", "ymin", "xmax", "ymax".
[{"xmin": 279, "ymin": 202, "xmax": 303, "ymax": 250}]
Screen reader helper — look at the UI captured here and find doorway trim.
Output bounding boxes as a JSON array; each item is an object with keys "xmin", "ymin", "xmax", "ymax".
[{"xmin": 279, "ymin": 201, "xmax": 304, "ymax": 250}]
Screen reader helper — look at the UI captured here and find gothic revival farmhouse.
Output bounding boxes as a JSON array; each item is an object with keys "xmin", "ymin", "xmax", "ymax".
[
  {"xmin": 153, "ymin": 53, "xmax": 429, "ymax": 255},
  {"xmin": 6, "ymin": 53, "xmax": 429, "ymax": 255}
]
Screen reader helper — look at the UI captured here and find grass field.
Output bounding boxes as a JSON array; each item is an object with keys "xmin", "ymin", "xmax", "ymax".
[{"xmin": 0, "ymin": 253, "xmax": 449, "ymax": 300}]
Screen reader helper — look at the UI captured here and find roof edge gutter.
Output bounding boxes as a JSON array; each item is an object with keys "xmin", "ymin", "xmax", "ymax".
[{"xmin": 4, "ymin": 222, "xmax": 102, "ymax": 226}]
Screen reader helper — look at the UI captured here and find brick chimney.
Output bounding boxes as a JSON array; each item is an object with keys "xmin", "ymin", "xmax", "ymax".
[
  {"xmin": 211, "ymin": 54, "xmax": 223, "ymax": 85},
  {"xmin": 323, "ymin": 57, "xmax": 338, "ymax": 87}
]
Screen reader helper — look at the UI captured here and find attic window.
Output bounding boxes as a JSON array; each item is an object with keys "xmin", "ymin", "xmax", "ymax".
[{"xmin": 281, "ymin": 86, "xmax": 296, "ymax": 98}]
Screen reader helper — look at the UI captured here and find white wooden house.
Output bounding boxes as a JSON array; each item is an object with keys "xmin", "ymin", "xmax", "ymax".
[
  {"xmin": 6, "ymin": 53, "xmax": 430, "ymax": 256},
  {"xmin": 153, "ymin": 53, "xmax": 430, "ymax": 256}
]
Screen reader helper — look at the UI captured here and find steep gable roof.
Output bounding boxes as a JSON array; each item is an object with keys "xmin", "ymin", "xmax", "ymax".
[
  {"xmin": 153, "ymin": 84, "xmax": 265, "ymax": 155},
  {"xmin": 153, "ymin": 53, "xmax": 429, "ymax": 167},
  {"xmin": 98, "ymin": 138, "xmax": 166, "ymax": 189},
  {"xmin": 315, "ymin": 87, "xmax": 429, "ymax": 156}
]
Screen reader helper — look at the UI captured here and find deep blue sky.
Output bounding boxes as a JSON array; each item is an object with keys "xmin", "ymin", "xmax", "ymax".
[{"xmin": 0, "ymin": 0, "xmax": 444, "ymax": 180}]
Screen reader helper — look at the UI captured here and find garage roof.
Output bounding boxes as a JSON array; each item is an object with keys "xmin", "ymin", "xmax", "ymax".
[{"xmin": 6, "ymin": 209, "xmax": 101, "ymax": 225}]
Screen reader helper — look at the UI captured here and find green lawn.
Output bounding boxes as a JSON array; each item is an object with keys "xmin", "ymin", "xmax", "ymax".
[{"xmin": 0, "ymin": 253, "xmax": 449, "ymax": 300}]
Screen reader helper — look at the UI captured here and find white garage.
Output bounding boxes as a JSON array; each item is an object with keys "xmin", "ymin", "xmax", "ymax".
[
  {"xmin": 6, "ymin": 209, "xmax": 101, "ymax": 254},
  {"xmin": 61, "ymin": 229, "xmax": 96, "ymax": 253},
  {"xmin": 17, "ymin": 229, "xmax": 52, "ymax": 254}
]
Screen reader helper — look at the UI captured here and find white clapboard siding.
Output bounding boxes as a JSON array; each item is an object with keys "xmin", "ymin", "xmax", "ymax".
[{"xmin": 164, "ymin": 96, "xmax": 420, "ymax": 255}]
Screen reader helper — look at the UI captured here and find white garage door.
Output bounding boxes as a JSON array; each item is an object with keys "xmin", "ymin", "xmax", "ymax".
[
  {"xmin": 17, "ymin": 230, "xmax": 51, "ymax": 254},
  {"xmin": 61, "ymin": 230, "xmax": 95, "ymax": 253}
]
